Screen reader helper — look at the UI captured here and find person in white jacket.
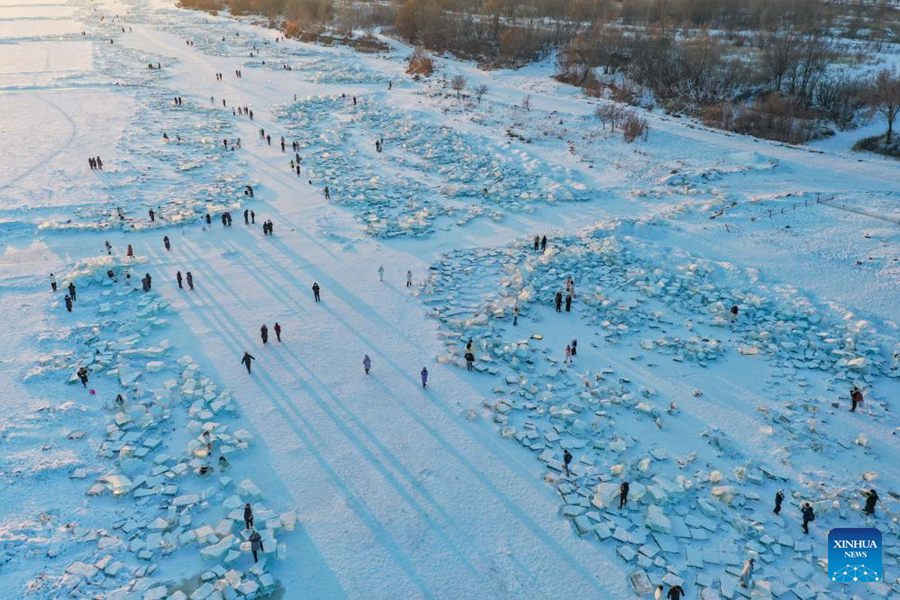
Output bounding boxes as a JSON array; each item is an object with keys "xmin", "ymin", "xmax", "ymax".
[{"xmin": 740, "ymin": 557, "xmax": 754, "ymax": 588}]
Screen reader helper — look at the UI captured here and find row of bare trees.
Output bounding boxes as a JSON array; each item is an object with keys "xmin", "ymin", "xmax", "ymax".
[{"xmin": 556, "ymin": 23, "xmax": 898, "ymax": 144}]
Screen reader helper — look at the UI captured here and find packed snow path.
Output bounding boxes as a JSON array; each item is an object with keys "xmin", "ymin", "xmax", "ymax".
[{"xmin": 0, "ymin": 0, "xmax": 898, "ymax": 598}]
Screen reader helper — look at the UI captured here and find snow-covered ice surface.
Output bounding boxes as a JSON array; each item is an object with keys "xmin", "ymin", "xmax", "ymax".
[{"xmin": 0, "ymin": 0, "xmax": 898, "ymax": 598}]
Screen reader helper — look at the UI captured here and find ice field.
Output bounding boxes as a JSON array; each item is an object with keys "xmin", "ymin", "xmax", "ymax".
[{"xmin": 0, "ymin": 0, "xmax": 898, "ymax": 598}]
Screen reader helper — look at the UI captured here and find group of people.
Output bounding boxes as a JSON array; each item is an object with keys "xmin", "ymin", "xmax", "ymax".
[
  {"xmin": 242, "ymin": 503, "xmax": 265, "ymax": 562},
  {"xmin": 50, "ymin": 275, "xmax": 77, "ymax": 310},
  {"xmin": 259, "ymin": 323, "xmax": 282, "ymax": 343},
  {"xmin": 175, "ymin": 270, "xmax": 194, "ymax": 290},
  {"xmin": 88, "ymin": 156, "xmax": 104, "ymax": 170}
]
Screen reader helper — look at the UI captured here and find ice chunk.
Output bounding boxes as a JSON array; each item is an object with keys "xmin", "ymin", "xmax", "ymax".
[{"xmin": 645, "ymin": 505, "xmax": 672, "ymax": 534}]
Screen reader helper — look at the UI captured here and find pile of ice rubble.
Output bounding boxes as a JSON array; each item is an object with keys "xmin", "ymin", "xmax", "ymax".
[
  {"xmin": 420, "ymin": 226, "xmax": 899, "ymax": 599},
  {"xmin": 275, "ymin": 96, "xmax": 593, "ymax": 237},
  {"xmin": 40, "ymin": 9, "xmax": 248, "ymax": 233},
  {"xmin": 19, "ymin": 256, "xmax": 294, "ymax": 599}
]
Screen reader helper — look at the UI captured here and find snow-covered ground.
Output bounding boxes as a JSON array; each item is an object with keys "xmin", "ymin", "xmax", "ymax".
[{"xmin": 0, "ymin": 0, "xmax": 897, "ymax": 599}]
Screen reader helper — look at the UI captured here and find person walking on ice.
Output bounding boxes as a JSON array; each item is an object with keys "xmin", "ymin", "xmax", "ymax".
[
  {"xmin": 163, "ymin": 236, "xmax": 170, "ymax": 251},
  {"xmin": 274, "ymin": 322, "xmax": 281, "ymax": 342},
  {"xmin": 49, "ymin": 274, "xmax": 57, "ymax": 292},
  {"xmin": 186, "ymin": 272, "xmax": 193, "ymax": 290},
  {"xmin": 850, "ymin": 386, "xmax": 863, "ymax": 412},
  {"xmin": 76, "ymin": 366, "xmax": 89, "ymax": 387},
  {"xmin": 774, "ymin": 489, "xmax": 785, "ymax": 515},
  {"xmin": 667, "ymin": 585, "xmax": 684, "ymax": 600},
  {"xmin": 64, "ymin": 295, "xmax": 73, "ymax": 312},
  {"xmin": 260, "ymin": 324, "xmax": 268, "ymax": 344},
  {"xmin": 244, "ymin": 503, "xmax": 254, "ymax": 530},
  {"xmin": 177, "ymin": 271, "xmax": 183, "ymax": 289},
  {"xmin": 363, "ymin": 354, "xmax": 371, "ymax": 375},
  {"xmin": 420, "ymin": 367, "xmax": 428, "ymax": 389},
  {"xmin": 249, "ymin": 529, "xmax": 264, "ymax": 563},
  {"xmin": 241, "ymin": 352, "xmax": 256, "ymax": 374},
  {"xmin": 563, "ymin": 449, "xmax": 572, "ymax": 477},
  {"xmin": 312, "ymin": 282, "xmax": 320, "ymax": 302},
  {"xmin": 378, "ymin": 265, "xmax": 384, "ymax": 282},
  {"xmin": 801, "ymin": 502, "xmax": 815, "ymax": 534},
  {"xmin": 863, "ymin": 489, "xmax": 879, "ymax": 516},
  {"xmin": 739, "ymin": 557, "xmax": 754, "ymax": 588},
  {"xmin": 619, "ymin": 481, "xmax": 630, "ymax": 508},
  {"xmin": 406, "ymin": 270, "xmax": 413, "ymax": 288}
]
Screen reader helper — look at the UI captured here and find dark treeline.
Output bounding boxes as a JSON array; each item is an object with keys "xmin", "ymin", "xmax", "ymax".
[{"xmin": 178, "ymin": 0, "xmax": 900, "ymax": 147}]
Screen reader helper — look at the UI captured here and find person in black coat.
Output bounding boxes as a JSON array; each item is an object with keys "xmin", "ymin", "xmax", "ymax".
[
  {"xmin": 68, "ymin": 282, "xmax": 77, "ymax": 301},
  {"xmin": 241, "ymin": 352, "xmax": 256, "ymax": 374},
  {"xmin": 774, "ymin": 489, "xmax": 785, "ymax": 515},
  {"xmin": 76, "ymin": 366, "xmax": 89, "ymax": 386},
  {"xmin": 64, "ymin": 295, "xmax": 73, "ymax": 312},
  {"xmin": 244, "ymin": 503, "xmax": 254, "ymax": 530},
  {"xmin": 554, "ymin": 291, "xmax": 562, "ymax": 312},
  {"xmin": 863, "ymin": 489, "xmax": 879, "ymax": 516},
  {"xmin": 164, "ymin": 236, "xmax": 170, "ymax": 251},
  {"xmin": 312, "ymin": 282, "xmax": 320, "ymax": 302},
  {"xmin": 186, "ymin": 272, "xmax": 193, "ymax": 290},
  {"xmin": 565, "ymin": 293, "xmax": 572, "ymax": 312},
  {"xmin": 177, "ymin": 271, "xmax": 183, "ymax": 288},
  {"xmin": 619, "ymin": 481, "xmax": 630, "ymax": 508},
  {"xmin": 563, "ymin": 449, "xmax": 572, "ymax": 476},
  {"xmin": 801, "ymin": 502, "xmax": 815, "ymax": 534},
  {"xmin": 667, "ymin": 585, "xmax": 684, "ymax": 600},
  {"xmin": 260, "ymin": 324, "xmax": 268, "ymax": 344},
  {"xmin": 249, "ymin": 530, "xmax": 264, "ymax": 562}
]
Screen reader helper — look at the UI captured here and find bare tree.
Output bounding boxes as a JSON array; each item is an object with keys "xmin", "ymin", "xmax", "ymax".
[
  {"xmin": 595, "ymin": 104, "xmax": 625, "ymax": 131},
  {"xmin": 451, "ymin": 74, "xmax": 467, "ymax": 99},
  {"xmin": 473, "ymin": 84, "xmax": 488, "ymax": 104},
  {"xmin": 865, "ymin": 69, "xmax": 900, "ymax": 143}
]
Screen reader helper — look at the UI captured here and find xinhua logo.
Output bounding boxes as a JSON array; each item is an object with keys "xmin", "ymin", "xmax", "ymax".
[{"xmin": 828, "ymin": 528, "xmax": 882, "ymax": 584}]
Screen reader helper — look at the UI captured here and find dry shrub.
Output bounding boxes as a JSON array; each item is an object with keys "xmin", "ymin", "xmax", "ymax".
[
  {"xmin": 176, "ymin": 0, "xmax": 224, "ymax": 13},
  {"xmin": 407, "ymin": 47, "xmax": 434, "ymax": 76},
  {"xmin": 622, "ymin": 110, "xmax": 648, "ymax": 142},
  {"xmin": 700, "ymin": 103, "xmax": 735, "ymax": 130},
  {"xmin": 283, "ymin": 20, "xmax": 302, "ymax": 38},
  {"xmin": 732, "ymin": 93, "xmax": 817, "ymax": 143}
]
